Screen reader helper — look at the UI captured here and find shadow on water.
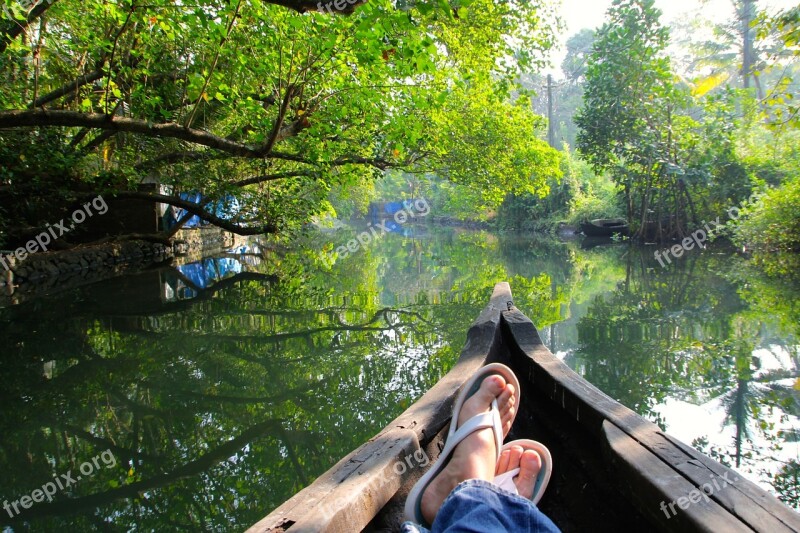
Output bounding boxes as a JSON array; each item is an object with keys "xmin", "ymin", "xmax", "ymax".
[{"xmin": 0, "ymin": 226, "xmax": 798, "ymax": 529}]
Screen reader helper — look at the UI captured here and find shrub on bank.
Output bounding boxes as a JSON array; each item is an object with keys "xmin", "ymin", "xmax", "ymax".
[
  {"xmin": 733, "ymin": 178, "xmax": 800, "ymax": 278},
  {"xmin": 734, "ymin": 178, "xmax": 800, "ymax": 253}
]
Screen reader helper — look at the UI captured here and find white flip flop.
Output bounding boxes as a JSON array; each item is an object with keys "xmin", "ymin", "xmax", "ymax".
[
  {"xmin": 403, "ymin": 363, "xmax": 521, "ymax": 527},
  {"xmin": 493, "ymin": 439, "xmax": 553, "ymax": 505},
  {"xmin": 447, "ymin": 363, "xmax": 521, "ymax": 447}
]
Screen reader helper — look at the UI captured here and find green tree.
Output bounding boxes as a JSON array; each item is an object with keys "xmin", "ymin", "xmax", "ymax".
[
  {"xmin": 733, "ymin": 177, "xmax": 800, "ymax": 277},
  {"xmin": 760, "ymin": 6, "xmax": 800, "ymax": 129},
  {"xmin": 562, "ymin": 29, "xmax": 595, "ymax": 86},
  {"xmin": 576, "ymin": 0, "xmax": 696, "ymax": 241},
  {"xmin": 0, "ymin": 0, "xmax": 557, "ymax": 246}
]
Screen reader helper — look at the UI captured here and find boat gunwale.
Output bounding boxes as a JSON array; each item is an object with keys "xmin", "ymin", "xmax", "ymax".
[{"xmin": 499, "ymin": 306, "xmax": 799, "ymax": 532}]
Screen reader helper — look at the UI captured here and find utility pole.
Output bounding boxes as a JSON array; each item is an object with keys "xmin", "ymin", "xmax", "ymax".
[
  {"xmin": 742, "ymin": 0, "xmax": 756, "ymax": 89},
  {"xmin": 546, "ymin": 74, "xmax": 556, "ymax": 148}
]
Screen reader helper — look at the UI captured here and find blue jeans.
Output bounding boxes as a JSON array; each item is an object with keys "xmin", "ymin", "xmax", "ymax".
[{"xmin": 401, "ymin": 479, "xmax": 561, "ymax": 532}]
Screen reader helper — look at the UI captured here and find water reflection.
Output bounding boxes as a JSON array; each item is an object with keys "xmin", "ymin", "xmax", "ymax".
[
  {"xmin": 164, "ymin": 244, "xmax": 263, "ymax": 302},
  {"xmin": 0, "ymin": 226, "xmax": 797, "ymax": 530},
  {"xmin": 549, "ymin": 245, "xmax": 800, "ymax": 507}
]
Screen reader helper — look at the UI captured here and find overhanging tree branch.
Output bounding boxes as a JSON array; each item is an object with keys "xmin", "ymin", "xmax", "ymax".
[
  {"xmin": 233, "ymin": 170, "xmax": 316, "ymax": 187},
  {"xmin": 1, "ymin": 110, "xmax": 321, "ymax": 161},
  {"xmin": 0, "ymin": 111, "xmax": 408, "ymax": 174},
  {"xmin": 262, "ymin": 83, "xmax": 296, "ymax": 155},
  {"xmin": 0, "ymin": 109, "xmax": 265, "ymax": 157},
  {"xmin": 108, "ymin": 191, "xmax": 277, "ymax": 235}
]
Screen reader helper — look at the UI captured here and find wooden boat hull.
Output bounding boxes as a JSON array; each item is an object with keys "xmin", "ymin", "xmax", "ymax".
[
  {"xmin": 248, "ymin": 283, "xmax": 800, "ymax": 533},
  {"xmin": 580, "ymin": 218, "xmax": 629, "ymax": 237}
]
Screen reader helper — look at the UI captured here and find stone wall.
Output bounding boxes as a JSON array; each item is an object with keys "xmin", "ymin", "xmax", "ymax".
[
  {"xmin": 0, "ymin": 227, "xmax": 251, "ymax": 306},
  {"xmin": 0, "ymin": 240, "xmax": 173, "ymax": 306},
  {"xmin": 172, "ymin": 227, "xmax": 249, "ymax": 265}
]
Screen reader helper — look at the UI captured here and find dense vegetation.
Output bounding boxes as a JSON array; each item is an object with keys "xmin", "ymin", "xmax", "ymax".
[
  {"xmin": 2, "ymin": 1, "xmax": 799, "ymax": 527},
  {"xmin": 365, "ymin": 1, "xmax": 800, "ymax": 267},
  {"xmin": 0, "ymin": 0, "xmax": 559, "ymax": 244},
  {"xmin": 1, "ymin": 0, "xmax": 798, "ymax": 268},
  {"xmin": 574, "ymin": 0, "xmax": 800, "ymax": 245}
]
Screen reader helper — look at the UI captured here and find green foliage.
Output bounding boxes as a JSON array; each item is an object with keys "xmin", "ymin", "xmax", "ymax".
[
  {"xmin": 737, "ymin": 125, "xmax": 800, "ymax": 188},
  {"xmin": 773, "ymin": 460, "xmax": 800, "ymax": 509},
  {"xmin": 495, "ymin": 168, "xmax": 569, "ymax": 231},
  {"xmin": 572, "ymin": 0, "xmax": 800, "ymax": 246},
  {"xmin": 495, "ymin": 190, "xmax": 560, "ymax": 232},
  {"xmin": 576, "ymin": 0, "xmax": 697, "ymax": 240},
  {"xmin": 0, "ymin": 0, "xmax": 559, "ymax": 240},
  {"xmin": 733, "ymin": 178, "xmax": 800, "ymax": 276},
  {"xmin": 759, "ymin": 6, "xmax": 800, "ymax": 129},
  {"xmin": 366, "ymin": 83, "xmax": 563, "ymax": 223},
  {"xmin": 562, "ymin": 147, "xmax": 623, "ymax": 225},
  {"xmin": 495, "ymin": 144, "xmax": 621, "ymax": 230},
  {"xmin": 424, "ymin": 84, "xmax": 562, "ymax": 219},
  {"xmin": 327, "ymin": 174, "xmax": 377, "ymax": 219},
  {"xmin": 576, "ymin": 0, "xmax": 675, "ymax": 172}
]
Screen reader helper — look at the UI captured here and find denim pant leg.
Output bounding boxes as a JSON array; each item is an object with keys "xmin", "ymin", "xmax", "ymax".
[{"xmin": 400, "ymin": 479, "xmax": 561, "ymax": 533}]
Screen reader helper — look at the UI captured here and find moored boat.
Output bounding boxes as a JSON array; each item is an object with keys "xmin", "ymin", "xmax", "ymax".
[
  {"xmin": 248, "ymin": 283, "xmax": 800, "ymax": 533},
  {"xmin": 579, "ymin": 218, "xmax": 629, "ymax": 237}
]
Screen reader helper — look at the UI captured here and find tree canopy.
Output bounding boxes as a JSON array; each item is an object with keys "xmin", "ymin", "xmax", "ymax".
[{"xmin": 0, "ymin": 0, "xmax": 560, "ymax": 244}]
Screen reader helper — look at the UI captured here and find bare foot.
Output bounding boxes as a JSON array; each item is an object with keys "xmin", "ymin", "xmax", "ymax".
[
  {"xmin": 420, "ymin": 375, "xmax": 517, "ymax": 525},
  {"xmin": 496, "ymin": 445, "xmax": 543, "ymax": 499}
]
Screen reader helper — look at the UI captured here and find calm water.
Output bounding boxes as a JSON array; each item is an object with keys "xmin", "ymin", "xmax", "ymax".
[{"xmin": 0, "ymin": 225, "xmax": 798, "ymax": 530}]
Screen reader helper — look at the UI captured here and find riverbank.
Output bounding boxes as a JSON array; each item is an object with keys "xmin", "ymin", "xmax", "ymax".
[{"xmin": 0, "ymin": 227, "xmax": 248, "ymax": 306}]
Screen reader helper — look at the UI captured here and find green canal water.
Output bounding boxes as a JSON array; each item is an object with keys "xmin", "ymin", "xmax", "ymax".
[{"xmin": 1, "ymin": 225, "xmax": 798, "ymax": 530}]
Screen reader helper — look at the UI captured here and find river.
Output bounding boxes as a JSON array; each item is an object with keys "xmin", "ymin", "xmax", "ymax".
[{"xmin": 0, "ymin": 224, "xmax": 798, "ymax": 529}]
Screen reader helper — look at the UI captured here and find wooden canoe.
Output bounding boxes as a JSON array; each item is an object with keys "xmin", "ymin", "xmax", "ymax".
[
  {"xmin": 248, "ymin": 282, "xmax": 800, "ymax": 533},
  {"xmin": 579, "ymin": 218, "xmax": 629, "ymax": 237}
]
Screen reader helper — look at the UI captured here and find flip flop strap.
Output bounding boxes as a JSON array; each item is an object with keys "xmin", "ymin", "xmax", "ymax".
[
  {"xmin": 493, "ymin": 468, "xmax": 521, "ymax": 494},
  {"xmin": 448, "ymin": 399, "xmax": 503, "ymax": 461}
]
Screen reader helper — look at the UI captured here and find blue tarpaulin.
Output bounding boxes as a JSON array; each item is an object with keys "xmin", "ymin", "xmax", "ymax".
[
  {"xmin": 384, "ymin": 202, "xmax": 404, "ymax": 215},
  {"xmin": 162, "ymin": 193, "xmax": 240, "ymax": 230},
  {"xmin": 177, "ymin": 257, "xmax": 242, "ymax": 291}
]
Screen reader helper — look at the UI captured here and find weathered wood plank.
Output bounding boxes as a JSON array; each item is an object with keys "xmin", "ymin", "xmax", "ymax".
[
  {"xmin": 602, "ymin": 420, "xmax": 749, "ymax": 533},
  {"xmin": 659, "ymin": 431, "xmax": 800, "ymax": 532},
  {"xmin": 248, "ymin": 428, "xmax": 420, "ymax": 533}
]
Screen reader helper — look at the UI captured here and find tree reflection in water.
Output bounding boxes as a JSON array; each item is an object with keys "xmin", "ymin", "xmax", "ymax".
[
  {"xmin": 567, "ymin": 245, "xmax": 800, "ymax": 509},
  {"xmin": 0, "ymin": 227, "xmax": 797, "ymax": 529}
]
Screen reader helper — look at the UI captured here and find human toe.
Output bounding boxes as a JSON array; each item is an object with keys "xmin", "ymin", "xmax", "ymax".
[{"xmin": 515, "ymin": 450, "xmax": 543, "ymax": 500}]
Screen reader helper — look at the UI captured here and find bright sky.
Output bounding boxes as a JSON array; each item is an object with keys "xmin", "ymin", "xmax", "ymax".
[{"xmin": 547, "ymin": 0, "xmax": 799, "ymax": 77}]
